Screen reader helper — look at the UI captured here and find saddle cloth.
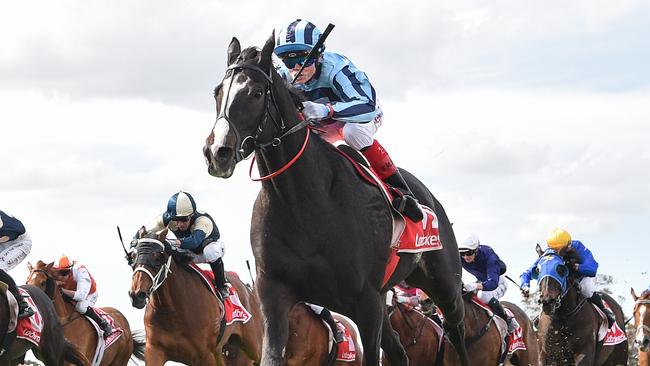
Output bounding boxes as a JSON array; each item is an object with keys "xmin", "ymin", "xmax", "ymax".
[
  {"xmin": 15, "ymin": 288, "xmax": 43, "ymax": 347},
  {"xmin": 85, "ymin": 307, "xmax": 124, "ymax": 366},
  {"xmin": 592, "ymin": 302, "xmax": 627, "ymax": 346},
  {"xmin": 189, "ymin": 264, "xmax": 252, "ymax": 325},
  {"xmin": 304, "ymin": 304, "xmax": 358, "ymax": 363},
  {"xmin": 470, "ymin": 295, "xmax": 526, "ymax": 355}
]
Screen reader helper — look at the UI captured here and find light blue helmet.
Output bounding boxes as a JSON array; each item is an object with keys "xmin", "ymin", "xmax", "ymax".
[
  {"xmin": 165, "ymin": 191, "xmax": 197, "ymax": 220},
  {"xmin": 274, "ymin": 19, "xmax": 325, "ymax": 56}
]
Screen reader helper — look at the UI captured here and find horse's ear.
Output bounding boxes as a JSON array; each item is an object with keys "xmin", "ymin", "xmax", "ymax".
[
  {"xmin": 227, "ymin": 37, "xmax": 241, "ymax": 66},
  {"xmin": 535, "ymin": 243, "xmax": 543, "ymax": 257},
  {"xmin": 632, "ymin": 287, "xmax": 639, "ymax": 301},
  {"xmin": 27, "ymin": 262, "xmax": 33, "ymax": 271},
  {"xmin": 45, "ymin": 262, "xmax": 54, "ymax": 270},
  {"xmin": 259, "ymin": 31, "xmax": 275, "ymax": 70},
  {"xmin": 158, "ymin": 228, "xmax": 169, "ymax": 242},
  {"xmin": 137, "ymin": 226, "xmax": 146, "ymax": 239}
]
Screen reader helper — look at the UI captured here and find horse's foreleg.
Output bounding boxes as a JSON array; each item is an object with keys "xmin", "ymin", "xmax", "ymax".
[
  {"xmin": 352, "ymin": 288, "xmax": 383, "ymax": 366},
  {"xmin": 380, "ymin": 310, "xmax": 409, "ymax": 366},
  {"xmin": 257, "ymin": 276, "xmax": 296, "ymax": 366}
]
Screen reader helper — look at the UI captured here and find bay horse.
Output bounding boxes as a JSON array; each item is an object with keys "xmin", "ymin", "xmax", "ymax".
[
  {"xmin": 384, "ymin": 301, "xmax": 442, "ymax": 365},
  {"xmin": 202, "ymin": 33, "xmax": 468, "ymax": 366},
  {"xmin": 283, "ymin": 302, "xmax": 363, "ymax": 366},
  {"xmin": 631, "ymin": 288, "xmax": 650, "ymax": 366},
  {"xmin": 26, "ymin": 260, "xmax": 145, "ymax": 365},
  {"xmin": 128, "ymin": 228, "xmax": 263, "ymax": 366},
  {"xmin": 0, "ymin": 282, "xmax": 89, "ymax": 366},
  {"xmin": 535, "ymin": 252, "xmax": 628, "ymax": 365}
]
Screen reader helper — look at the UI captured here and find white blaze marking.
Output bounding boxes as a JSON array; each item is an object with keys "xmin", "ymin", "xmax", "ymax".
[
  {"xmin": 638, "ymin": 305, "xmax": 648, "ymax": 343},
  {"xmin": 212, "ymin": 73, "xmax": 249, "ymax": 150}
]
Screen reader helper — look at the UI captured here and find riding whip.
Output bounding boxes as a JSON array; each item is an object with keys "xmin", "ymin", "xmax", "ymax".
[
  {"xmin": 246, "ymin": 260, "xmax": 255, "ymax": 286},
  {"xmin": 291, "ymin": 23, "xmax": 335, "ymax": 85},
  {"xmin": 116, "ymin": 226, "xmax": 133, "ymax": 266},
  {"xmin": 505, "ymin": 275, "xmax": 524, "ymax": 291}
]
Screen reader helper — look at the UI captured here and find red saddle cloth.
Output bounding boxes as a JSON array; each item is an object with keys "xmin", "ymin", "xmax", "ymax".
[
  {"xmin": 335, "ymin": 320, "xmax": 357, "ymax": 362},
  {"xmin": 470, "ymin": 295, "xmax": 526, "ymax": 354},
  {"xmin": 16, "ymin": 288, "xmax": 43, "ymax": 346},
  {"xmin": 189, "ymin": 264, "xmax": 253, "ymax": 325},
  {"xmin": 88, "ymin": 307, "xmax": 124, "ymax": 348},
  {"xmin": 593, "ymin": 301, "xmax": 627, "ymax": 346}
]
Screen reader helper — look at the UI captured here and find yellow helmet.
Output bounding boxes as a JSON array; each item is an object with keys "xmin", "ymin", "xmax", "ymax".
[{"xmin": 546, "ymin": 228, "xmax": 572, "ymax": 250}]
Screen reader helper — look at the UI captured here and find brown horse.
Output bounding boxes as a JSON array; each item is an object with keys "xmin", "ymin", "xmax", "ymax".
[
  {"xmin": 631, "ymin": 288, "xmax": 650, "ymax": 366},
  {"xmin": 128, "ymin": 228, "xmax": 263, "ymax": 366},
  {"xmin": 0, "ymin": 281, "xmax": 89, "ymax": 366},
  {"xmin": 26, "ymin": 260, "xmax": 145, "ymax": 365},
  {"xmin": 384, "ymin": 301, "xmax": 442, "ymax": 366},
  {"xmin": 442, "ymin": 294, "xmax": 539, "ymax": 366},
  {"xmin": 282, "ymin": 303, "xmax": 363, "ymax": 366}
]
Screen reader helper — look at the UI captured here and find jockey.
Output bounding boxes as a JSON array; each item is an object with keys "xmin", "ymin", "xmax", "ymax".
[
  {"xmin": 52, "ymin": 255, "xmax": 113, "ymax": 337},
  {"xmin": 459, "ymin": 234, "xmax": 520, "ymax": 334},
  {"xmin": 394, "ymin": 281, "xmax": 422, "ymax": 307},
  {"xmin": 520, "ymin": 228, "xmax": 616, "ymax": 327},
  {"xmin": 0, "ymin": 210, "xmax": 34, "ymax": 318},
  {"xmin": 273, "ymin": 19, "xmax": 423, "ymax": 223},
  {"xmin": 146, "ymin": 191, "xmax": 229, "ymax": 299}
]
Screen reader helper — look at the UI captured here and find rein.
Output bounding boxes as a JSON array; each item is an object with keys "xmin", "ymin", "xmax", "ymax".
[{"xmin": 393, "ymin": 302, "xmax": 429, "ymax": 347}]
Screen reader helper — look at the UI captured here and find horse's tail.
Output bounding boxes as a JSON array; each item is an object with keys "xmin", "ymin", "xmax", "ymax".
[
  {"xmin": 131, "ymin": 329, "xmax": 146, "ymax": 361},
  {"xmin": 63, "ymin": 339, "xmax": 91, "ymax": 366}
]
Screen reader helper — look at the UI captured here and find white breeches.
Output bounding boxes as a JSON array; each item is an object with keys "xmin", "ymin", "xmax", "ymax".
[
  {"xmin": 194, "ymin": 239, "xmax": 226, "ymax": 264},
  {"xmin": 579, "ymin": 276, "xmax": 596, "ymax": 298},
  {"xmin": 75, "ymin": 291, "xmax": 98, "ymax": 313},
  {"xmin": 341, "ymin": 106, "xmax": 382, "ymax": 150},
  {"xmin": 477, "ymin": 276, "xmax": 508, "ymax": 303},
  {"xmin": 0, "ymin": 234, "xmax": 32, "ymax": 271}
]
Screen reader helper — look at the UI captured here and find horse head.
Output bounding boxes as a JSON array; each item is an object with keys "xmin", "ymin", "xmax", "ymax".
[
  {"xmin": 203, "ymin": 33, "xmax": 303, "ymax": 179},
  {"xmin": 632, "ymin": 287, "xmax": 650, "ymax": 352},
  {"xmin": 128, "ymin": 227, "xmax": 176, "ymax": 309},
  {"xmin": 536, "ymin": 252, "xmax": 571, "ymax": 316},
  {"xmin": 26, "ymin": 261, "xmax": 57, "ymax": 299}
]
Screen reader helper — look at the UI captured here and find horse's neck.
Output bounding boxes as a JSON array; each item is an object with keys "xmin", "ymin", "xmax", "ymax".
[
  {"xmin": 149, "ymin": 261, "xmax": 189, "ymax": 313},
  {"xmin": 557, "ymin": 285, "xmax": 580, "ymax": 316},
  {"xmin": 53, "ymin": 284, "xmax": 76, "ymax": 318}
]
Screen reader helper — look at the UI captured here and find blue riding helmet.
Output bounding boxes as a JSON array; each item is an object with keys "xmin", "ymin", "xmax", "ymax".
[
  {"xmin": 164, "ymin": 191, "xmax": 197, "ymax": 221},
  {"xmin": 536, "ymin": 252, "xmax": 570, "ymax": 295},
  {"xmin": 275, "ymin": 19, "xmax": 325, "ymax": 56}
]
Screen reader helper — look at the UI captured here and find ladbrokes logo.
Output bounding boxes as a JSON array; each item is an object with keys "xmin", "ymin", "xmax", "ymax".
[{"xmin": 415, "ymin": 233, "xmax": 439, "ymax": 247}]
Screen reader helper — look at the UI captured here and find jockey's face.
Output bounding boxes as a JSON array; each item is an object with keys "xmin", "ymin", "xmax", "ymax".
[
  {"xmin": 173, "ymin": 217, "xmax": 191, "ymax": 231},
  {"xmin": 289, "ymin": 62, "xmax": 317, "ymax": 84},
  {"xmin": 461, "ymin": 250, "xmax": 477, "ymax": 263}
]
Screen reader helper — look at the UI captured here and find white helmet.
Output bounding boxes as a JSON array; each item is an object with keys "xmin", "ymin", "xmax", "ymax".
[{"xmin": 459, "ymin": 234, "xmax": 480, "ymax": 251}]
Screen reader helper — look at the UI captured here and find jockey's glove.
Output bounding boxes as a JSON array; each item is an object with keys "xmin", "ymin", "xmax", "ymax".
[
  {"xmin": 463, "ymin": 282, "xmax": 479, "ymax": 292},
  {"xmin": 302, "ymin": 101, "xmax": 331, "ymax": 120},
  {"xmin": 520, "ymin": 286, "xmax": 530, "ymax": 297}
]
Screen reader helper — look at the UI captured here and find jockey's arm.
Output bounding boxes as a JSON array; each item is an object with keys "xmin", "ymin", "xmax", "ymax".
[
  {"xmin": 481, "ymin": 255, "xmax": 502, "ymax": 291},
  {"xmin": 572, "ymin": 241, "xmax": 598, "ymax": 277},
  {"xmin": 178, "ymin": 216, "xmax": 214, "ymax": 250},
  {"xmin": 328, "ymin": 68, "xmax": 377, "ymax": 124},
  {"xmin": 72, "ymin": 266, "xmax": 92, "ymax": 301},
  {"xmin": 519, "ymin": 258, "xmax": 540, "ymax": 288}
]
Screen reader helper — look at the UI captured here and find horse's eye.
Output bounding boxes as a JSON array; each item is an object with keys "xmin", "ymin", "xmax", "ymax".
[{"xmin": 252, "ymin": 89, "xmax": 264, "ymax": 98}]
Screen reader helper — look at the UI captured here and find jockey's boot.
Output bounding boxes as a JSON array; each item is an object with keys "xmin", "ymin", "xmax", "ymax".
[
  {"xmin": 361, "ymin": 140, "xmax": 423, "ymax": 222},
  {"xmin": 210, "ymin": 258, "xmax": 230, "ymax": 300},
  {"xmin": 589, "ymin": 293, "xmax": 616, "ymax": 328},
  {"xmin": 0, "ymin": 269, "xmax": 34, "ymax": 319},
  {"xmin": 318, "ymin": 307, "xmax": 345, "ymax": 343},
  {"xmin": 488, "ymin": 298, "xmax": 519, "ymax": 334},
  {"xmin": 84, "ymin": 308, "xmax": 112, "ymax": 338}
]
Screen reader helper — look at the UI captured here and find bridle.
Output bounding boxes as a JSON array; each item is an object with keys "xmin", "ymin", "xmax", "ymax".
[
  {"xmin": 28, "ymin": 268, "xmax": 56, "ymax": 300},
  {"xmin": 634, "ymin": 298, "xmax": 650, "ymax": 346},
  {"xmin": 132, "ymin": 238, "xmax": 173, "ymax": 296},
  {"xmin": 213, "ymin": 61, "xmax": 311, "ymax": 162}
]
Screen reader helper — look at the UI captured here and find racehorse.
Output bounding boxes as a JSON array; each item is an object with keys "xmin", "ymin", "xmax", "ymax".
[
  {"xmin": 535, "ymin": 252, "xmax": 628, "ymax": 365},
  {"xmin": 384, "ymin": 300, "xmax": 441, "ymax": 365},
  {"xmin": 202, "ymin": 33, "xmax": 469, "ymax": 366},
  {"xmin": 283, "ymin": 303, "xmax": 363, "ymax": 366},
  {"xmin": 128, "ymin": 228, "xmax": 263, "ymax": 366},
  {"xmin": 0, "ymin": 282, "xmax": 89, "ymax": 366},
  {"xmin": 26, "ymin": 260, "xmax": 145, "ymax": 365},
  {"xmin": 631, "ymin": 288, "xmax": 650, "ymax": 366}
]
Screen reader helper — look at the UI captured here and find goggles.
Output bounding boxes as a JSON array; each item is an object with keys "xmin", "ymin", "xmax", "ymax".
[
  {"xmin": 278, "ymin": 50, "xmax": 317, "ymax": 69},
  {"xmin": 460, "ymin": 249, "xmax": 477, "ymax": 257}
]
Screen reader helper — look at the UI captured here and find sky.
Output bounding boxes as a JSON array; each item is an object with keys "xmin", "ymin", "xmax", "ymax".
[{"xmin": 1, "ymin": 0, "xmax": 649, "ymax": 361}]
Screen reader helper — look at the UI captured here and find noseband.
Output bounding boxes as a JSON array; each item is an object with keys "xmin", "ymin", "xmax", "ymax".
[
  {"xmin": 214, "ymin": 62, "xmax": 310, "ymax": 161},
  {"xmin": 132, "ymin": 238, "xmax": 173, "ymax": 296}
]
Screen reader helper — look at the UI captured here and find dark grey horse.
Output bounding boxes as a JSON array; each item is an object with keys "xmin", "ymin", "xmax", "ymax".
[{"xmin": 203, "ymin": 33, "xmax": 469, "ymax": 366}]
